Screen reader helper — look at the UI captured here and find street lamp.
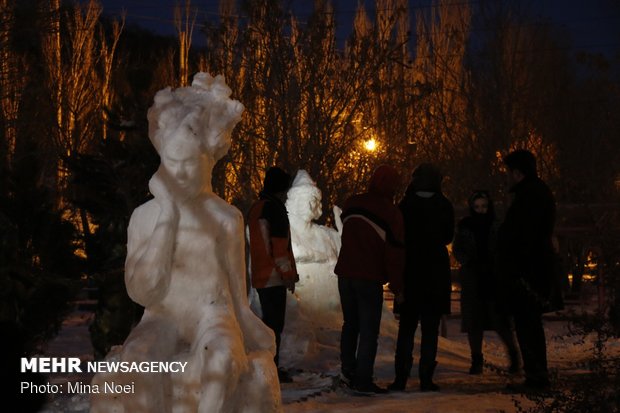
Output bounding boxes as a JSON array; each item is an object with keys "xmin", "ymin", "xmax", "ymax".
[{"xmin": 364, "ymin": 137, "xmax": 377, "ymax": 152}]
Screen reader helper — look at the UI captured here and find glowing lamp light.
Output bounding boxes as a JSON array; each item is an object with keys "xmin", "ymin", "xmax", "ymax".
[{"xmin": 364, "ymin": 138, "xmax": 377, "ymax": 152}]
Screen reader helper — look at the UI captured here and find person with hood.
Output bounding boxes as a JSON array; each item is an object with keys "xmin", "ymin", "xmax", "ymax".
[
  {"xmin": 452, "ymin": 190, "xmax": 520, "ymax": 375},
  {"xmin": 389, "ymin": 163, "xmax": 454, "ymax": 392},
  {"xmin": 497, "ymin": 149, "xmax": 559, "ymax": 392},
  {"xmin": 334, "ymin": 164, "xmax": 405, "ymax": 395},
  {"xmin": 247, "ymin": 166, "xmax": 299, "ymax": 383}
]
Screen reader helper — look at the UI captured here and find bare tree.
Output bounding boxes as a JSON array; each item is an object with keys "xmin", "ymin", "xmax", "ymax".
[
  {"xmin": 42, "ymin": 0, "xmax": 102, "ymax": 159},
  {"xmin": 203, "ymin": 0, "xmax": 420, "ymax": 213},
  {"xmin": 100, "ymin": 14, "xmax": 125, "ymax": 140},
  {"xmin": 410, "ymin": 0, "xmax": 472, "ymax": 198},
  {"xmin": 174, "ymin": 0, "xmax": 197, "ymax": 87},
  {"xmin": 40, "ymin": 0, "xmax": 124, "ymax": 237},
  {"xmin": 0, "ymin": 0, "xmax": 27, "ymax": 166},
  {"xmin": 461, "ymin": 1, "xmax": 570, "ymax": 201}
]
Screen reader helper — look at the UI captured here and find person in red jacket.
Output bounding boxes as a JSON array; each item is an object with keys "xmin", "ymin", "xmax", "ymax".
[
  {"xmin": 247, "ymin": 166, "xmax": 299, "ymax": 383},
  {"xmin": 334, "ymin": 164, "xmax": 405, "ymax": 394}
]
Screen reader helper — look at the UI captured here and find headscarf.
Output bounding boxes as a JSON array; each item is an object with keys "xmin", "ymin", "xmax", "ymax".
[{"xmin": 463, "ymin": 190, "xmax": 494, "ymax": 261}]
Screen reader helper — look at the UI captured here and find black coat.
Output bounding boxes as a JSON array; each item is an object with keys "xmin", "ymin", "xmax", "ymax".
[
  {"xmin": 399, "ymin": 190, "xmax": 454, "ymax": 315},
  {"xmin": 497, "ymin": 176, "xmax": 557, "ymax": 311},
  {"xmin": 453, "ymin": 217, "xmax": 504, "ymax": 332}
]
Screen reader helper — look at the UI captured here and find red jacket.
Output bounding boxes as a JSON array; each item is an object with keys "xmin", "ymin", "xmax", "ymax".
[{"xmin": 334, "ymin": 166, "xmax": 405, "ymax": 294}]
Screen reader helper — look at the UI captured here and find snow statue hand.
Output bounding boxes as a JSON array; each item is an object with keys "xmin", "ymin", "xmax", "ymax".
[
  {"xmin": 148, "ymin": 167, "xmax": 180, "ymax": 221},
  {"xmin": 148, "ymin": 166, "xmax": 172, "ymax": 199},
  {"xmin": 333, "ymin": 205, "xmax": 343, "ymax": 234}
]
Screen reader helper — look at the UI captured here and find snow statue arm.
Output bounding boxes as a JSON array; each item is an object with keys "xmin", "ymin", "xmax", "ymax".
[
  {"xmin": 333, "ymin": 205, "xmax": 343, "ymax": 234},
  {"xmin": 124, "ymin": 170, "xmax": 178, "ymax": 307},
  {"xmin": 227, "ymin": 210, "xmax": 276, "ymax": 354}
]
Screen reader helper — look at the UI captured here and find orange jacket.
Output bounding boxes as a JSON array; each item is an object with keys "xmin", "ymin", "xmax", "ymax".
[{"xmin": 247, "ymin": 197, "xmax": 298, "ymax": 289}]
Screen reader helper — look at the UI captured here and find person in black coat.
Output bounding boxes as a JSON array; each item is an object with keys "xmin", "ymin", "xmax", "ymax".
[
  {"xmin": 453, "ymin": 190, "xmax": 520, "ymax": 375},
  {"xmin": 389, "ymin": 163, "xmax": 454, "ymax": 392},
  {"xmin": 497, "ymin": 149, "xmax": 557, "ymax": 391}
]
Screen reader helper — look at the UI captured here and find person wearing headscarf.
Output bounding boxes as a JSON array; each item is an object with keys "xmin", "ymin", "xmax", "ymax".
[
  {"xmin": 334, "ymin": 164, "xmax": 405, "ymax": 395},
  {"xmin": 389, "ymin": 163, "xmax": 454, "ymax": 392},
  {"xmin": 453, "ymin": 190, "xmax": 520, "ymax": 375}
]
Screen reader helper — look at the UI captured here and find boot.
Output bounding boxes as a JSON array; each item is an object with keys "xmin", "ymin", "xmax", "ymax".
[
  {"xmin": 277, "ymin": 368, "xmax": 293, "ymax": 383},
  {"xmin": 419, "ymin": 360, "xmax": 439, "ymax": 392},
  {"xmin": 498, "ymin": 327, "xmax": 521, "ymax": 374},
  {"xmin": 388, "ymin": 356, "xmax": 412, "ymax": 391},
  {"xmin": 387, "ymin": 375, "xmax": 408, "ymax": 392},
  {"xmin": 469, "ymin": 353, "xmax": 483, "ymax": 375}
]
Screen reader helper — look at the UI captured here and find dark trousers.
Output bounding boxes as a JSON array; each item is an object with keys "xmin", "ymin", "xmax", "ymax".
[
  {"xmin": 338, "ymin": 277, "xmax": 384, "ymax": 386},
  {"xmin": 257, "ymin": 285, "xmax": 287, "ymax": 367},
  {"xmin": 513, "ymin": 305, "xmax": 549, "ymax": 384},
  {"xmin": 393, "ymin": 307, "xmax": 441, "ymax": 378},
  {"xmin": 468, "ymin": 326, "xmax": 518, "ymax": 358}
]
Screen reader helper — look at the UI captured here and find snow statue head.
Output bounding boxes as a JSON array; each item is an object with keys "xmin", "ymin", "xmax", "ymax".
[
  {"xmin": 146, "ymin": 73, "xmax": 244, "ymax": 200},
  {"xmin": 286, "ymin": 170, "xmax": 322, "ymax": 223},
  {"xmin": 90, "ymin": 73, "xmax": 282, "ymax": 413},
  {"xmin": 148, "ymin": 72, "xmax": 244, "ymax": 161}
]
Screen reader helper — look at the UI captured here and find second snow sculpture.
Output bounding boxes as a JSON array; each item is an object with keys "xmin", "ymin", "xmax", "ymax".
[
  {"xmin": 285, "ymin": 170, "xmax": 342, "ymax": 320},
  {"xmin": 277, "ymin": 170, "xmax": 342, "ymax": 370},
  {"xmin": 90, "ymin": 73, "xmax": 282, "ymax": 413}
]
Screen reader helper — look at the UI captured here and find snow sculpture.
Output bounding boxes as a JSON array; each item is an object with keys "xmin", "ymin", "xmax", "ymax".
[
  {"xmin": 90, "ymin": 73, "xmax": 282, "ymax": 413},
  {"xmin": 285, "ymin": 170, "xmax": 341, "ymax": 319},
  {"xmin": 275, "ymin": 171, "xmax": 342, "ymax": 371}
]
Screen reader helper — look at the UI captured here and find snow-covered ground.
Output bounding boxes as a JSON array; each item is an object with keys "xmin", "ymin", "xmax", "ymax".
[{"xmin": 36, "ymin": 283, "xmax": 617, "ymax": 413}]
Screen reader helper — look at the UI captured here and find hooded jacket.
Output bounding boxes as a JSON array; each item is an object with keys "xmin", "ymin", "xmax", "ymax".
[{"xmin": 334, "ymin": 165, "xmax": 405, "ymax": 294}]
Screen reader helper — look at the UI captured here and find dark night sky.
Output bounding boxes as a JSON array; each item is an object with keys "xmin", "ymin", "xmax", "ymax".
[{"xmin": 94, "ymin": 0, "xmax": 620, "ymax": 56}]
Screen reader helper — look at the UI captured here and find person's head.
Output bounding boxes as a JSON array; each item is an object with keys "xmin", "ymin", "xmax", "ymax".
[
  {"xmin": 262, "ymin": 166, "xmax": 292, "ymax": 199},
  {"xmin": 468, "ymin": 190, "xmax": 494, "ymax": 218},
  {"xmin": 286, "ymin": 170, "xmax": 322, "ymax": 222},
  {"xmin": 410, "ymin": 163, "xmax": 442, "ymax": 193},
  {"xmin": 503, "ymin": 149, "xmax": 537, "ymax": 186},
  {"xmin": 368, "ymin": 164, "xmax": 401, "ymax": 200}
]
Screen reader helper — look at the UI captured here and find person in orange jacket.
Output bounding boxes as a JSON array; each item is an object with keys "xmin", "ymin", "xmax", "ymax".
[{"xmin": 247, "ymin": 166, "xmax": 299, "ymax": 383}]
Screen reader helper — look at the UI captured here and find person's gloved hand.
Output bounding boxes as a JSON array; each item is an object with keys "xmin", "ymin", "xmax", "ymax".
[{"xmin": 284, "ymin": 278, "xmax": 296, "ymax": 294}]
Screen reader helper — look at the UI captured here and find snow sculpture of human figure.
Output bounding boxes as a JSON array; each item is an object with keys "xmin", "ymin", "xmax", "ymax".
[
  {"xmin": 90, "ymin": 73, "xmax": 282, "ymax": 413},
  {"xmin": 275, "ymin": 170, "xmax": 342, "ymax": 370},
  {"xmin": 285, "ymin": 170, "xmax": 342, "ymax": 321}
]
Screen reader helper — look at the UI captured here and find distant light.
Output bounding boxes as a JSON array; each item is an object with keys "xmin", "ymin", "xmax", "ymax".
[{"xmin": 364, "ymin": 138, "xmax": 377, "ymax": 152}]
